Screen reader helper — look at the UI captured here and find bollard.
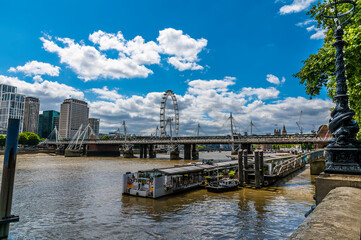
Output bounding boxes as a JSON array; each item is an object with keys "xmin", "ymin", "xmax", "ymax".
[
  {"xmin": 243, "ymin": 150, "xmax": 248, "ymax": 184},
  {"xmin": 254, "ymin": 151, "xmax": 260, "ymax": 188},
  {"xmin": 238, "ymin": 150, "xmax": 243, "ymax": 186},
  {"xmin": 0, "ymin": 119, "xmax": 20, "ymax": 239}
]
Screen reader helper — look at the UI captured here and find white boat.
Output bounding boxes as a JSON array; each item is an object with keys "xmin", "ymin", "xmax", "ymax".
[{"xmin": 206, "ymin": 178, "xmax": 240, "ymax": 193}]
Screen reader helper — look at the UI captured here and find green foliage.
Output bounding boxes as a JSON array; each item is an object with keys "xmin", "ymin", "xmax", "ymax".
[
  {"xmin": 18, "ymin": 132, "xmax": 40, "ymax": 146},
  {"xmin": 102, "ymin": 135, "xmax": 110, "ymax": 140},
  {"xmin": 0, "ymin": 135, "xmax": 5, "ymax": 147},
  {"xmin": 294, "ymin": 0, "xmax": 361, "ymax": 140},
  {"xmin": 18, "ymin": 133, "xmax": 28, "ymax": 145}
]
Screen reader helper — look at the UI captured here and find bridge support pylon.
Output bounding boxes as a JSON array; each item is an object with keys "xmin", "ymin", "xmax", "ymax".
[
  {"xmin": 149, "ymin": 145, "xmax": 156, "ymax": 158},
  {"xmin": 170, "ymin": 146, "xmax": 180, "ymax": 160},
  {"xmin": 140, "ymin": 145, "xmax": 144, "ymax": 158},
  {"xmin": 184, "ymin": 144, "xmax": 191, "ymax": 160},
  {"xmin": 192, "ymin": 144, "xmax": 199, "ymax": 160}
]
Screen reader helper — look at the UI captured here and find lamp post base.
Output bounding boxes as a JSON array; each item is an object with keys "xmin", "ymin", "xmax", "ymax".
[{"xmin": 325, "ymin": 147, "xmax": 361, "ymax": 174}]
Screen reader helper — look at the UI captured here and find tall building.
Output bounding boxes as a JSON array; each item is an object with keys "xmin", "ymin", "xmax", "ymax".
[
  {"xmin": 89, "ymin": 118, "xmax": 100, "ymax": 138},
  {"xmin": 38, "ymin": 110, "xmax": 60, "ymax": 139},
  {"xmin": 0, "ymin": 84, "xmax": 25, "ymax": 134},
  {"xmin": 23, "ymin": 97, "xmax": 40, "ymax": 134},
  {"xmin": 59, "ymin": 99, "xmax": 89, "ymax": 139}
]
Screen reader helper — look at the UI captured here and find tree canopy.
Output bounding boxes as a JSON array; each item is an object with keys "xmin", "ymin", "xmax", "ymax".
[
  {"xmin": 18, "ymin": 132, "xmax": 40, "ymax": 146},
  {"xmin": 294, "ymin": 0, "xmax": 361, "ymax": 139}
]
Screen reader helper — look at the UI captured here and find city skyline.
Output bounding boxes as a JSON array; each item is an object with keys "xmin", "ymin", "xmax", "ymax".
[{"xmin": 0, "ymin": 0, "xmax": 333, "ymax": 135}]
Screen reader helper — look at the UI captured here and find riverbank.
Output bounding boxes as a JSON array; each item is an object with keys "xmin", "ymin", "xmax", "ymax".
[{"xmin": 0, "ymin": 148, "xmax": 56, "ymax": 155}]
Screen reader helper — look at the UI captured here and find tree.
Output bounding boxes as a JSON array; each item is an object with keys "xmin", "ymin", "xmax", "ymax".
[
  {"xmin": 18, "ymin": 132, "xmax": 40, "ymax": 146},
  {"xmin": 18, "ymin": 133, "xmax": 28, "ymax": 145},
  {"xmin": 102, "ymin": 135, "xmax": 110, "ymax": 140},
  {"xmin": 26, "ymin": 132, "xmax": 40, "ymax": 146},
  {"xmin": 0, "ymin": 135, "xmax": 5, "ymax": 147},
  {"xmin": 294, "ymin": 0, "xmax": 361, "ymax": 140}
]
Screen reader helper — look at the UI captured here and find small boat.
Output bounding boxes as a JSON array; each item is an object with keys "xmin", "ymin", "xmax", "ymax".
[{"xmin": 206, "ymin": 178, "xmax": 240, "ymax": 193}]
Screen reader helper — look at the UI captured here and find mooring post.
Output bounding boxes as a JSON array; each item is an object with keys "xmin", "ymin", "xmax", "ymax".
[
  {"xmin": 238, "ymin": 150, "xmax": 243, "ymax": 186},
  {"xmin": 259, "ymin": 150, "xmax": 264, "ymax": 187},
  {"xmin": 254, "ymin": 150, "xmax": 260, "ymax": 188},
  {"xmin": 243, "ymin": 150, "xmax": 248, "ymax": 185},
  {"xmin": 0, "ymin": 119, "xmax": 20, "ymax": 239}
]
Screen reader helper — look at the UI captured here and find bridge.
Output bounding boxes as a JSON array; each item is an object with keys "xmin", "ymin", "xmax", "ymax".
[{"xmin": 45, "ymin": 133, "xmax": 329, "ymax": 159}]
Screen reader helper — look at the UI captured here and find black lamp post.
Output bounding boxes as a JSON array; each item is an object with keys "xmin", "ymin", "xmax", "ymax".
[{"xmin": 321, "ymin": 0, "xmax": 361, "ymax": 174}]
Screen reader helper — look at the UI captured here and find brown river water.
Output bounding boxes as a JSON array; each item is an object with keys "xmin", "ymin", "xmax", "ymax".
[{"xmin": 1, "ymin": 152, "xmax": 315, "ymax": 239}]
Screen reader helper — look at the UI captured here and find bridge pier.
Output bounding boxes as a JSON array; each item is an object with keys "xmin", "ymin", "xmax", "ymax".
[
  {"xmin": 241, "ymin": 143, "xmax": 252, "ymax": 154},
  {"xmin": 192, "ymin": 144, "xmax": 199, "ymax": 160},
  {"xmin": 140, "ymin": 145, "xmax": 144, "ymax": 158},
  {"xmin": 170, "ymin": 145, "xmax": 180, "ymax": 160},
  {"xmin": 148, "ymin": 145, "xmax": 156, "ymax": 158},
  {"xmin": 184, "ymin": 144, "xmax": 191, "ymax": 160},
  {"xmin": 144, "ymin": 145, "xmax": 148, "ymax": 158}
]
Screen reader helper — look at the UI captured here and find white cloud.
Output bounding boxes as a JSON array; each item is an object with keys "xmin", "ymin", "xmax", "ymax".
[
  {"xmin": 296, "ymin": 19, "xmax": 316, "ymax": 27},
  {"xmin": 307, "ymin": 26, "xmax": 327, "ymax": 40},
  {"xmin": 41, "ymin": 36, "xmax": 153, "ymax": 81},
  {"xmin": 158, "ymin": 28, "xmax": 207, "ymax": 71},
  {"xmin": 0, "ymin": 75, "xmax": 84, "ymax": 110},
  {"xmin": 279, "ymin": 0, "xmax": 317, "ymax": 14},
  {"xmin": 90, "ymin": 86, "xmax": 122, "ymax": 101},
  {"xmin": 266, "ymin": 74, "xmax": 285, "ymax": 85},
  {"xmin": 41, "ymin": 28, "xmax": 207, "ymax": 81},
  {"xmin": 86, "ymin": 76, "xmax": 334, "ymax": 136},
  {"xmin": 8, "ymin": 60, "xmax": 60, "ymax": 77}
]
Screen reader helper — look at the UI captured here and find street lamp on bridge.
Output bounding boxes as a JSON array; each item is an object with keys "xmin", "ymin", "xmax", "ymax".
[{"xmin": 321, "ymin": 0, "xmax": 361, "ymax": 174}]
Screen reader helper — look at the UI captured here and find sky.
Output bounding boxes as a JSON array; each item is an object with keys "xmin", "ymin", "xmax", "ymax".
[{"xmin": 0, "ymin": 0, "xmax": 334, "ymax": 136}]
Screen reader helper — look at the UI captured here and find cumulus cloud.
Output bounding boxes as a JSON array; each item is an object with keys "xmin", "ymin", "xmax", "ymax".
[
  {"xmin": 41, "ymin": 36, "xmax": 153, "ymax": 81},
  {"xmin": 279, "ymin": 0, "xmax": 317, "ymax": 14},
  {"xmin": 296, "ymin": 19, "xmax": 316, "ymax": 27},
  {"xmin": 0, "ymin": 75, "xmax": 84, "ymax": 110},
  {"xmin": 158, "ymin": 28, "xmax": 207, "ymax": 71},
  {"xmin": 8, "ymin": 60, "xmax": 60, "ymax": 77},
  {"xmin": 306, "ymin": 25, "xmax": 327, "ymax": 40},
  {"xmin": 90, "ymin": 86, "xmax": 122, "ymax": 101},
  {"xmin": 86, "ymin": 76, "xmax": 332, "ymax": 136},
  {"xmin": 40, "ymin": 28, "xmax": 207, "ymax": 81},
  {"xmin": 266, "ymin": 74, "xmax": 285, "ymax": 85}
]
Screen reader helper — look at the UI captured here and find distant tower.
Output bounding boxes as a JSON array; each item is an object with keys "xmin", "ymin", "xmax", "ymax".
[
  {"xmin": 274, "ymin": 129, "xmax": 281, "ymax": 136},
  {"xmin": 23, "ymin": 97, "xmax": 40, "ymax": 134},
  {"xmin": 59, "ymin": 99, "xmax": 89, "ymax": 139},
  {"xmin": 282, "ymin": 125, "xmax": 287, "ymax": 135},
  {"xmin": 88, "ymin": 118, "xmax": 100, "ymax": 138}
]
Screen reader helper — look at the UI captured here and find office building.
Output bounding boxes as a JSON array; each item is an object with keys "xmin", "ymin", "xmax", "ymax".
[
  {"xmin": 0, "ymin": 84, "xmax": 25, "ymax": 134},
  {"xmin": 23, "ymin": 97, "xmax": 40, "ymax": 134},
  {"xmin": 89, "ymin": 118, "xmax": 100, "ymax": 138},
  {"xmin": 59, "ymin": 99, "xmax": 89, "ymax": 139},
  {"xmin": 38, "ymin": 110, "xmax": 60, "ymax": 139}
]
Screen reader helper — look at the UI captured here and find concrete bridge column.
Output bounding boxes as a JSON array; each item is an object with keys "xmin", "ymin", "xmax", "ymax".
[
  {"xmin": 241, "ymin": 143, "xmax": 252, "ymax": 154},
  {"xmin": 192, "ymin": 144, "xmax": 199, "ymax": 160},
  {"xmin": 144, "ymin": 144, "xmax": 148, "ymax": 158},
  {"xmin": 184, "ymin": 144, "xmax": 191, "ymax": 160},
  {"xmin": 170, "ymin": 145, "xmax": 180, "ymax": 160},
  {"xmin": 148, "ymin": 145, "xmax": 156, "ymax": 158},
  {"xmin": 140, "ymin": 144, "xmax": 144, "ymax": 158}
]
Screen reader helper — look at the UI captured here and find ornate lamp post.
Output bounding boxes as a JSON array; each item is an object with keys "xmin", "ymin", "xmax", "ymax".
[{"xmin": 321, "ymin": 0, "xmax": 361, "ymax": 174}]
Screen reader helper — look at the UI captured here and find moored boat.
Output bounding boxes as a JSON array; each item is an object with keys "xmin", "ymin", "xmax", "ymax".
[{"xmin": 206, "ymin": 178, "xmax": 240, "ymax": 193}]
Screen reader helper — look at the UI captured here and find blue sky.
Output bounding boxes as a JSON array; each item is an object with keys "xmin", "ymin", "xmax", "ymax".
[{"xmin": 0, "ymin": 0, "xmax": 333, "ymax": 136}]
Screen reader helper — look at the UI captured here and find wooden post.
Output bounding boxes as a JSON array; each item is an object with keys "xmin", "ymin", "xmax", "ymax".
[
  {"xmin": 0, "ymin": 119, "xmax": 20, "ymax": 239},
  {"xmin": 259, "ymin": 150, "xmax": 264, "ymax": 187},
  {"xmin": 238, "ymin": 150, "xmax": 243, "ymax": 186},
  {"xmin": 243, "ymin": 150, "xmax": 248, "ymax": 185},
  {"xmin": 254, "ymin": 150, "xmax": 260, "ymax": 188}
]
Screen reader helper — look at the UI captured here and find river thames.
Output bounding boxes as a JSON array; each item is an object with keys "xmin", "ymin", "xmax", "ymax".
[{"xmin": 3, "ymin": 153, "xmax": 315, "ymax": 239}]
